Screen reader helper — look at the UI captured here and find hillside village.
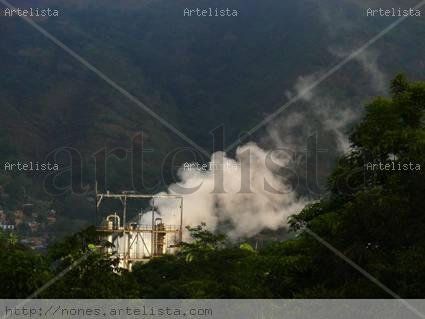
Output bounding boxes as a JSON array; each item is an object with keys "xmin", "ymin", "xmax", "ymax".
[{"xmin": 0, "ymin": 202, "xmax": 56, "ymax": 250}]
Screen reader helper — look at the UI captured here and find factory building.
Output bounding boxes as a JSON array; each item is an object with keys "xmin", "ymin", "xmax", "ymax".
[{"xmin": 96, "ymin": 190, "xmax": 183, "ymax": 270}]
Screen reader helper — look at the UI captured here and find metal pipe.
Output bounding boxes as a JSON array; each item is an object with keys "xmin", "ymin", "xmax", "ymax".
[
  {"xmin": 151, "ymin": 198, "xmax": 155, "ymax": 257},
  {"xmin": 96, "ymin": 192, "xmax": 184, "ymax": 268},
  {"xmin": 180, "ymin": 197, "xmax": 183, "ymax": 243},
  {"xmin": 122, "ymin": 196, "xmax": 127, "ymax": 268}
]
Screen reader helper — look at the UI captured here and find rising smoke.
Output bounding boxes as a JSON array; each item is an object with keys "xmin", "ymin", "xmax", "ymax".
[
  {"xmin": 151, "ymin": 3, "xmax": 390, "ymax": 239},
  {"xmin": 152, "ymin": 82, "xmax": 355, "ymax": 239},
  {"xmin": 154, "ymin": 143, "xmax": 306, "ymax": 240}
]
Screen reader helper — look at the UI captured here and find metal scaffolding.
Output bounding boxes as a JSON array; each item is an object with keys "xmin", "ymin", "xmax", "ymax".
[{"xmin": 95, "ymin": 186, "xmax": 183, "ymax": 270}]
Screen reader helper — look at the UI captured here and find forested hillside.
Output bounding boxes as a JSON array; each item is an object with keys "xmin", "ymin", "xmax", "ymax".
[
  {"xmin": 2, "ymin": 76, "xmax": 425, "ymax": 298},
  {"xmin": 1, "ymin": 0, "xmax": 425, "ymax": 235}
]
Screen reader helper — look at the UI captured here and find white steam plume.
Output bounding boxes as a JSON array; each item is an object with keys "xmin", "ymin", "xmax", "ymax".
[
  {"xmin": 329, "ymin": 47, "xmax": 387, "ymax": 94},
  {"xmin": 154, "ymin": 143, "xmax": 306, "ymax": 240},
  {"xmin": 281, "ymin": 72, "xmax": 358, "ymax": 153},
  {"xmin": 152, "ymin": 48, "xmax": 384, "ymax": 239}
]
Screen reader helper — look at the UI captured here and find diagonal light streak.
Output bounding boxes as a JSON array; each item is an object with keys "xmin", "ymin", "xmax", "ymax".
[
  {"xmin": 1, "ymin": 249, "xmax": 95, "ymax": 319},
  {"xmin": 225, "ymin": 0, "xmax": 425, "ymax": 152},
  {"xmin": 0, "ymin": 0, "xmax": 210, "ymax": 158},
  {"xmin": 304, "ymin": 227, "xmax": 425, "ymax": 319}
]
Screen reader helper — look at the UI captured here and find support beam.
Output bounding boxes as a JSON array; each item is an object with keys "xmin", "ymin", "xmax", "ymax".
[{"xmin": 94, "ymin": 191, "xmax": 183, "ymax": 269}]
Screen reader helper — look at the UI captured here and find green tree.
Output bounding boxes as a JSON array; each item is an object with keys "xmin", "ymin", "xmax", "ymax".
[
  {"xmin": 0, "ymin": 231, "xmax": 51, "ymax": 298},
  {"xmin": 283, "ymin": 75, "xmax": 425, "ymax": 297},
  {"xmin": 42, "ymin": 227, "xmax": 138, "ymax": 298},
  {"xmin": 133, "ymin": 224, "xmax": 269, "ymax": 298}
]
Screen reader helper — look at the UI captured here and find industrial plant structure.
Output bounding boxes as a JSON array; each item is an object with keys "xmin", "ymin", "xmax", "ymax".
[{"xmin": 95, "ymin": 189, "xmax": 183, "ymax": 270}]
